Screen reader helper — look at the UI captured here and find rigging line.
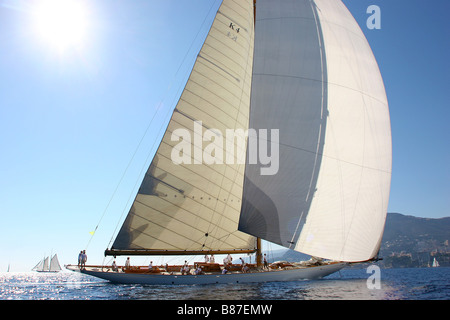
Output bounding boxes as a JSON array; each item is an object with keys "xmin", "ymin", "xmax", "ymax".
[
  {"xmin": 107, "ymin": 88, "xmax": 182, "ymax": 249},
  {"xmin": 107, "ymin": 52, "xmax": 218, "ymax": 249},
  {"xmin": 85, "ymin": 95, "xmax": 166, "ymax": 251}
]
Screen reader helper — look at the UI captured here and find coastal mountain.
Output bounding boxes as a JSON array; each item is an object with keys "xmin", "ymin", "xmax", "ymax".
[
  {"xmin": 268, "ymin": 213, "xmax": 450, "ymax": 268},
  {"xmin": 379, "ymin": 213, "xmax": 450, "ymax": 267}
]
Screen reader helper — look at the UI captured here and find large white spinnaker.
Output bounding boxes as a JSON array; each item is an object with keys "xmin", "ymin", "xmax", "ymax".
[{"xmin": 239, "ymin": 0, "xmax": 392, "ymax": 262}]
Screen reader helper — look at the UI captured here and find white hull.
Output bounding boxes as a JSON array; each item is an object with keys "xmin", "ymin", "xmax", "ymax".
[{"xmin": 66, "ymin": 263, "xmax": 346, "ymax": 285}]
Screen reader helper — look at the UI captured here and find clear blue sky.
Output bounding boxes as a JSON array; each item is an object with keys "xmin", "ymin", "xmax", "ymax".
[{"xmin": 0, "ymin": 0, "xmax": 448, "ymax": 272}]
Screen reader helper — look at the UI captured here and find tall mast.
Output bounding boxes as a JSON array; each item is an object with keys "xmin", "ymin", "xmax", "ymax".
[
  {"xmin": 252, "ymin": 0, "xmax": 259, "ymax": 268},
  {"xmin": 256, "ymin": 238, "xmax": 262, "ymax": 268}
]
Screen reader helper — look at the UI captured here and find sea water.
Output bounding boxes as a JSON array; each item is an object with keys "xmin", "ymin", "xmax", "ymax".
[{"xmin": 1, "ymin": 267, "xmax": 449, "ymax": 300}]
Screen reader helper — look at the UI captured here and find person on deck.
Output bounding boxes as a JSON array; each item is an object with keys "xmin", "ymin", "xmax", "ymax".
[
  {"xmin": 77, "ymin": 251, "xmax": 83, "ymax": 268},
  {"xmin": 112, "ymin": 260, "xmax": 118, "ymax": 272},
  {"xmin": 81, "ymin": 250, "xmax": 87, "ymax": 269},
  {"xmin": 226, "ymin": 254, "xmax": 232, "ymax": 266},
  {"xmin": 195, "ymin": 265, "xmax": 203, "ymax": 275}
]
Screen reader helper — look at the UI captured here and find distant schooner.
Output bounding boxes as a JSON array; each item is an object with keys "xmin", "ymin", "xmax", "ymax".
[{"xmin": 33, "ymin": 254, "xmax": 62, "ymax": 273}]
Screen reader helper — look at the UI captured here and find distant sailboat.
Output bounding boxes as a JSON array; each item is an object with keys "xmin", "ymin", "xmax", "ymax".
[
  {"xmin": 33, "ymin": 254, "xmax": 62, "ymax": 273},
  {"xmin": 432, "ymin": 257, "xmax": 440, "ymax": 267},
  {"xmin": 67, "ymin": 0, "xmax": 392, "ymax": 284}
]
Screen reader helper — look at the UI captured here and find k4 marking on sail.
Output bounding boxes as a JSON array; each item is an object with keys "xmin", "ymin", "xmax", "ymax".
[{"xmin": 171, "ymin": 120, "xmax": 279, "ymax": 175}]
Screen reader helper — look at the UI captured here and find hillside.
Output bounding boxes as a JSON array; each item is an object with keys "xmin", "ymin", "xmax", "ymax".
[
  {"xmin": 266, "ymin": 213, "xmax": 450, "ymax": 268},
  {"xmin": 379, "ymin": 213, "xmax": 450, "ymax": 267}
]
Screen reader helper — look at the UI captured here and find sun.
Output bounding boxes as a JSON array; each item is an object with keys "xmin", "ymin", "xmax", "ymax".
[{"xmin": 33, "ymin": 0, "xmax": 89, "ymax": 51}]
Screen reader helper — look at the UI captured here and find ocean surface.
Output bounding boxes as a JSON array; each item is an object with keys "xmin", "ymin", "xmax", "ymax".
[{"xmin": 1, "ymin": 266, "xmax": 449, "ymax": 301}]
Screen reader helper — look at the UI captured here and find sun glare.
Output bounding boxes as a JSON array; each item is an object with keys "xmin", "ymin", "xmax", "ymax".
[{"xmin": 33, "ymin": 0, "xmax": 88, "ymax": 51}]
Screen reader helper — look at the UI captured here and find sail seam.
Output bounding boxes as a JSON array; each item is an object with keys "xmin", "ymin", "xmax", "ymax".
[
  {"xmin": 203, "ymin": 30, "xmax": 250, "ymax": 66},
  {"xmin": 183, "ymin": 76, "xmax": 249, "ymax": 116},
  {"xmin": 132, "ymin": 199, "xmax": 245, "ymax": 250},
  {"xmin": 198, "ymin": 54, "xmax": 240, "ymax": 82},
  {"xmin": 177, "ymin": 96, "xmax": 249, "ymax": 130},
  {"xmin": 228, "ymin": 0, "xmax": 251, "ymax": 23},
  {"xmin": 174, "ymin": 108, "xmax": 216, "ymax": 132},
  {"xmin": 253, "ymin": 73, "xmax": 387, "ymax": 106},
  {"xmin": 158, "ymin": 137, "xmax": 246, "ymax": 191},
  {"xmin": 136, "ymin": 179, "xmax": 243, "ymax": 226},
  {"xmin": 192, "ymin": 61, "xmax": 250, "ymax": 99}
]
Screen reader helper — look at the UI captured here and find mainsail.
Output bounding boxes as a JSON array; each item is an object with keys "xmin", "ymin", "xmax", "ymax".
[
  {"xmin": 106, "ymin": 0, "xmax": 391, "ymax": 263},
  {"xmin": 108, "ymin": 0, "xmax": 257, "ymax": 255}
]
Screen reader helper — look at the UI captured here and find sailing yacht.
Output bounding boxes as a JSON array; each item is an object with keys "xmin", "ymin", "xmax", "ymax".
[
  {"xmin": 67, "ymin": 0, "xmax": 392, "ymax": 284},
  {"xmin": 33, "ymin": 254, "xmax": 62, "ymax": 273},
  {"xmin": 432, "ymin": 257, "xmax": 440, "ymax": 267}
]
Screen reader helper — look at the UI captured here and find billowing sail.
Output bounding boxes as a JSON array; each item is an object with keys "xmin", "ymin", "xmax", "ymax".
[
  {"xmin": 109, "ymin": 0, "xmax": 256, "ymax": 254},
  {"xmin": 239, "ymin": 0, "xmax": 391, "ymax": 262}
]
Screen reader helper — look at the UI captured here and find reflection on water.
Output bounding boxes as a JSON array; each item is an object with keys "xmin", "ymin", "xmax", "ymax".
[
  {"xmin": 110, "ymin": 278, "xmax": 398, "ymax": 300},
  {"xmin": 1, "ymin": 267, "xmax": 449, "ymax": 300}
]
